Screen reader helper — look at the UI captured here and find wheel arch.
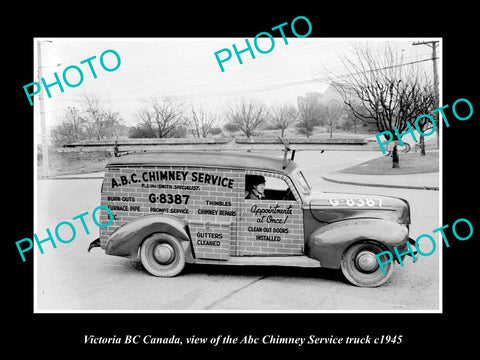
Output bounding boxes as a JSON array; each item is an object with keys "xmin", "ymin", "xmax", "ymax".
[
  {"xmin": 105, "ymin": 214, "xmax": 195, "ymax": 261},
  {"xmin": 341, "ymin": 238, "xmax": 391, "ymax": 257},
  {"xmin": 306, "ymin": 218, "xmax": 409, "ymax": 269}
]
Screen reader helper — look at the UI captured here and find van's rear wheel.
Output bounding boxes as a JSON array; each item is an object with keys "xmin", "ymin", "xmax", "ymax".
[
  {"xmin": 140, "ymin": 233, "xmax": 185, "ymax": 277},
  {"xmin": 340, "ymin": 242, "xmax": 393, "ymax": 287}
]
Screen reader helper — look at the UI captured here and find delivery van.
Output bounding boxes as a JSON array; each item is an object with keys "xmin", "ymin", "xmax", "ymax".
[{"xmin": 89, "ymin": 150, "xmax": 415, "ymax": 287}]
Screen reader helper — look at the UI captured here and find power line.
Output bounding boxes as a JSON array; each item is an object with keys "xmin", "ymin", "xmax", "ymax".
[{"xmin": 169, "ymin": 57, "xmax": 437, "ymax": 100}]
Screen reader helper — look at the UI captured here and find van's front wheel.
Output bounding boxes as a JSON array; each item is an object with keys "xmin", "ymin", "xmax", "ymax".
[
  {"xmin": 340, "ymin": 242, "xmax": 393, "ymax": 287},
  {"xmin": 140, "ymin": 233, "xmax": 185, "ymax": 277}
]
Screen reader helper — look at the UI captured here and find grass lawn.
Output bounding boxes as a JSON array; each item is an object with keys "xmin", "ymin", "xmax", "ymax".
[
  {"xmin": 38, "ymin": 150, "xmax": 111, "ymax": 178},
  {"xmin": 339, "ymin": 151, "xmax": 439, "ymax": 175}
]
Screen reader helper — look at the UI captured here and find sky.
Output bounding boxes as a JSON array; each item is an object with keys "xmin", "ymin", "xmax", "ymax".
[{"xmin": 32, "ymin": 37, "xmax": 438, "ymax": 131}]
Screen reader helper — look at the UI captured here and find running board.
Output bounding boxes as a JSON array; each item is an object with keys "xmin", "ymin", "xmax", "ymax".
[{"xmin": 193, "ymin": 255, "xmax": 321, "ymax": 268}]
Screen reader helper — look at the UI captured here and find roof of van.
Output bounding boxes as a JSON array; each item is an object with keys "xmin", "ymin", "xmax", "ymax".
[{"xmin": 106, "ymin": 151, "xmax": 298, "ymax": 174}]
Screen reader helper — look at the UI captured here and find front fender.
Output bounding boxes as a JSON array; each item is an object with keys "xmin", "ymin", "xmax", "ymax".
[
  {"xmin": 307, "ymin": 218, "xmax": 409, "ymax": 269},
  {"xmin": 105, "ymin": 214, "xmax": 194, "ymax": 261}
]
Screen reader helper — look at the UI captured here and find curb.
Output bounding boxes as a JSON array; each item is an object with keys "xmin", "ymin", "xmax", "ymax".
[{"xmin": 321, "ymin": 175, "xmax": 439, "ymax": 191}]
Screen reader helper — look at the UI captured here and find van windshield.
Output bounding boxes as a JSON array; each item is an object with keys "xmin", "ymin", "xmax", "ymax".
[{"xmin": 295, "ymin": 170, "xmax": 311, "ymax": 195}]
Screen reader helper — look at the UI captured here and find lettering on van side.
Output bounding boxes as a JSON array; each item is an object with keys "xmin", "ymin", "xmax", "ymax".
[
  {"xmin": 149, "ymin": 207, "xmax": 190, "ymax": 214},
  {"xmin": 205, "ymin": 200, "xmax": 231, "ymax": 206},
  {"xmin": 107, "ymin": 196, "xmax": 135, "ymax": 202},
  {"xmin": 148, "ymin": 193, "xmax": 190, "ymax": 205},
  {"xmin": 107, "ymin": 205, "xmax": 141, "ymax": 212},
  {"xmin": 196, "ymin": 232, "xmax": 223, "ymax": 247},
  {"xmin": 110, "ymin": 170, "xmax": 235, "ymax": 189},
  {"xmin": 197, "ymin": 208, "xmax": 237, "ymax": 216}
]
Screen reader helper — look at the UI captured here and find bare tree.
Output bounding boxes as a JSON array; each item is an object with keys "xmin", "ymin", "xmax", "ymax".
[
  {"xmin": 134, "ymin": 97, "xmax": 186, "ymax": 138},
  {"xmin": 51, "ymin": 107, "xmax": 85, "ymax": 145},
  {"xmin": 188, "ymin": 104, "xmax": 218, "ymax": 138},
  {"xmin": 326, "ymin": 43, "xmax": 435, "ymax": 154},
  {"xmin": 224, "ymin": 98, "xmax": 268, "ymax": 138},
  {"xmin": 321, "ymin": 103, "xmax": 345, "ymax": 138},
  {"xmin": 404, "ymin": 82, "xmax": 436, "ymax": 155},
  {"xmin": 51, "ymin": 95, "xmax": 123, "ymax": 145},
  {"xmin": 295, "ymin": 96, "xmax": 320, "ymax": 138},
  {"xmin": 339, "ymin": 106, "xmax": 362, "ymax": 133},
  {"xmin": 81, "ymin": 95, "xmax": 123, "ymax": 140},
  {"xmin": 269, "ymin": 104, "xmax": 296, "ymax": 138}
]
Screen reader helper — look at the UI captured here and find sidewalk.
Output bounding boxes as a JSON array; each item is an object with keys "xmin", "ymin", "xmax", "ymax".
[{"xmin": 322, "ymin": 171, "xmax": 439, "ymax": 191}]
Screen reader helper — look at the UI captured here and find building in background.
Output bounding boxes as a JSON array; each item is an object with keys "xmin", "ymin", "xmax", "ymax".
[{"xmin": 297, "ymin": 82, "xmax": 355, "ymax": 107}]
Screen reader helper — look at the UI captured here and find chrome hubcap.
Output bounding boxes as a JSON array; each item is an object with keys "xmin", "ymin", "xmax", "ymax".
[
  {"xmin": 153, "ymin": 243, "xmax": 175, "ymax": 264},
  {"xmin": 356, "ymin": 250, "xmax": 379, "ymax": 272}
]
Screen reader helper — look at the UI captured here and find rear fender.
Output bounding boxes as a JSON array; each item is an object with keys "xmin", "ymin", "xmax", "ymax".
[
  {"xmin": 105, "ymin": 214, "xmax": 194, "ymax": 262},
  {"xmin": 307, "ymin": 219, "xmax": 409, "ymax": 269}
]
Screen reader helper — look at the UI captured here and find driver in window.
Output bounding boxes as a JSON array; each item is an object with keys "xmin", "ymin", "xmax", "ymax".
[{"xmin": 246, "ymin": 175, "xmax": 266, "ymax": 200}]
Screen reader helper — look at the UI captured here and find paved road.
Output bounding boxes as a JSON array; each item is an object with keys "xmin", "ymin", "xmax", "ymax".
[{"xmin": 35, "ymin": 151, "xmax": 439, "ymax": 312}]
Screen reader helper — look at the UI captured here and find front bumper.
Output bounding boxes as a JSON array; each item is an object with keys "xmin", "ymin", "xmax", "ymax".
[
  {"xmin": 88, "ymin": 238, "xmax": 101, "ymax": 252},
  {"xmin": 395, "ymin": 237, "xmax": 418, "ymax": 263}
]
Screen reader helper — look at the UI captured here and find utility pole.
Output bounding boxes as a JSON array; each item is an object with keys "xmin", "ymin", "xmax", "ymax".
[
  {"xmin": 38, "ymin": 40, "xmax": 51, "ymax": 178},
  {"xmin": 413, "ymin": 40, "xmax": 440, "ymax": 148}
]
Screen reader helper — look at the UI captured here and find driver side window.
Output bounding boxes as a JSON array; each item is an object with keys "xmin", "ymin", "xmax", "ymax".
[{"xmin": 245, "ymin": 174, "xmax": 296, "ymax": 201}]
